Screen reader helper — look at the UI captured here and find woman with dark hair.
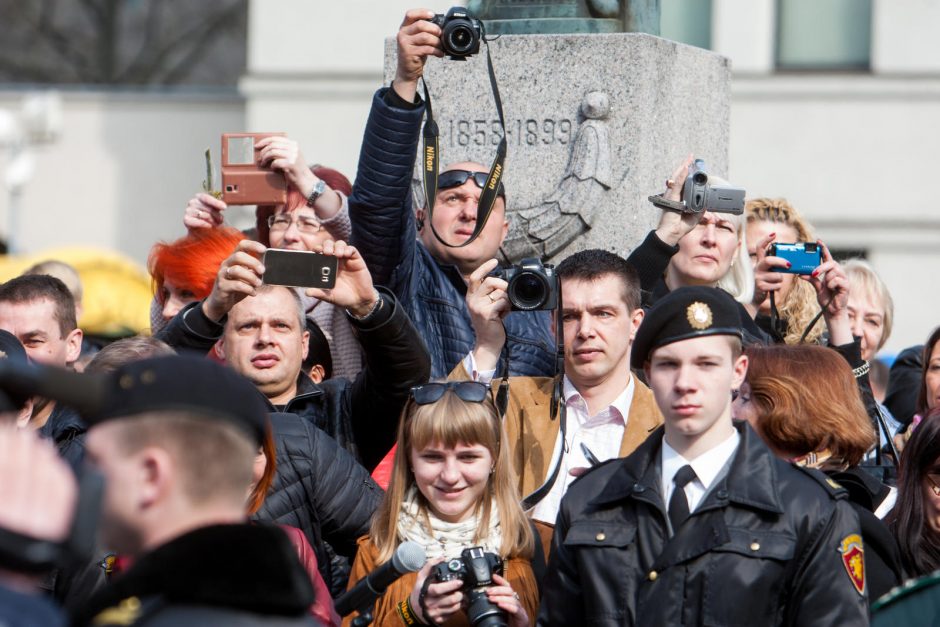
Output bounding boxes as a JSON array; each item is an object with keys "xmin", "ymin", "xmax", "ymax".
[
  {"xmin": 345, "ymin": 382, "xmax": 538, "ymax": 627},
  {"xmin": 733, "ymin": 344, "xmax": 905, "ymax": 601},
  {"xmin": 915, "ymin": 326, "xmax": 940, "ymax": 423},
  {"xmin": 889, "ymin": 407, "xmax": 940, "ymax": 578}
]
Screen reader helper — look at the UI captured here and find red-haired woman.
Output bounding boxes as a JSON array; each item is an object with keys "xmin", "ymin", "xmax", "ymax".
[
  {"xmin": 148, "ymin": 226, "xmax": 246, "ymax": 333},
  {"xmin": 733, "ymin": 344, "xmax": 904, "ymax": 601}
]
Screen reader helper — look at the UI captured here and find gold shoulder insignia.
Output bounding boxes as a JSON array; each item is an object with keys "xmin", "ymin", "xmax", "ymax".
[
  {"xmin": 92, "ymin": 596, "xmax": 142, "ymax": 626},
  {"xmin": 839, "ymin": 534, "xmax": 866, "ymax": 595},
  {"xmin": 686, "ymin": 302, "xmax": 713, "ymax": 330},
  {"xmin": 826, "ymin": 477, "xmax": 842, "ymax": 490}
]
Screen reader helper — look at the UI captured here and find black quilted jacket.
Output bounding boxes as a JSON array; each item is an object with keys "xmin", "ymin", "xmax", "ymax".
[
  {"xmin": 156, "ymin": 287, "xmax": 430, "ymax": 471},
  {"xmin": 348, "ymin": 88, "xmax": 555, "ymax": 379},
  {"xmin": 255, "ymin": 412, "xmax": 382, "ymax": 598}
]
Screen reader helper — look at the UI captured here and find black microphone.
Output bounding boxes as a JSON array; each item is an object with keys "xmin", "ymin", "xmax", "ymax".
[{"xmin": 335, "ymin": 541, "xmax": 426, "ymax": 617}]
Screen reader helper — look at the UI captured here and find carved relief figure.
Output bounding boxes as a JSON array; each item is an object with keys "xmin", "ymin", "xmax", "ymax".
[{"xmin": 501, "ymin": 90, "xmax": 612, "ymax": 261}]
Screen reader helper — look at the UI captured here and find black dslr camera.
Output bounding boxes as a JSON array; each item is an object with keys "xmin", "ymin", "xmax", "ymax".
[
  {"xmin": 491, "ymin": 258, "xmax": 559, "ymax": 311},
  {"xmin": 432, "ymin": 547, "xmax": 506, "ymax": 627},
  {"xmin": 431, "ymin": 7, "xmax": 482, "ymax": 59}
]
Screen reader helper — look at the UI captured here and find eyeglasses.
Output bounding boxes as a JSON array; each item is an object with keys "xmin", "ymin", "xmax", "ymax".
[
  {"xmin": 410, "ymin": 381, "xmax": 491, "ymax": 405},
  {"xmin": 927, "ymin": 473, "xmax": 940, "ymax": 497},
  {"xmin": 267, "ymin": 213, "xmax": 322, "ymax": 234},
  {"xmin": 438, "ymin": 169, "xmax": 506, "ymax": 199}
]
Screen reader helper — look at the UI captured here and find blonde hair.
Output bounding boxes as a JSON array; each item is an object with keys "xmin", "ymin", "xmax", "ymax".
[
  {"xmin": 714, "ymin": 212, "xmax": 755, "ymax": 306},
  {"xmin": 745, "ymin": 198, "xmax": 823, "ymax": 344},
  {"xmin": 844, "ymin": 259, "xmax": 894, "ymax": 351},
  {"xmin": 370, "ymin": 390, "xmax": 534, "ymax": 564}
]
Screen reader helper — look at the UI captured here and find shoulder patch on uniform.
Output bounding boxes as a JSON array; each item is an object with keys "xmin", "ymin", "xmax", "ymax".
[
  {"xmin": 92, "ymin": 596, "xmax": 142, "ymax": 626},
  {"xmin": 839, "ymin": 533, "xmax": 866, "ymax": 595},
  {"xmin": 791, "ymin": 464, "xmax": 848, "ymax": 499}
]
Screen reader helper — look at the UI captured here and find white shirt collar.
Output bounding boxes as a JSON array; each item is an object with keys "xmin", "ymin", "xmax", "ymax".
[
  {"xmin": 661, "ymin": 429, "xmax": 740, "ymax": 494},
  {"xmin": 562, "ymin": 374, "xmax": 634, "ymax": 425}
]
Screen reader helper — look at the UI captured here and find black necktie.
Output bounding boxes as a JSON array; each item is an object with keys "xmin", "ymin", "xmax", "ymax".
[{"xmin": 668, "ymin": 465, "xmax": 697, "ymax": 533}]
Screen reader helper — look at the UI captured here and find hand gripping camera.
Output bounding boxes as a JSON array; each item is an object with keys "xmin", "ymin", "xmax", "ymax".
[
  {"xmin": 432, "ymin": 547, "xmax": 507, "ymax": 627},
  {"xmin": 490, "ymin": 258, "xmax": 559, "ymax": 312},
  {"xmin": 430, "ymin": 7, "xmax": 483, "ymax": 60}
]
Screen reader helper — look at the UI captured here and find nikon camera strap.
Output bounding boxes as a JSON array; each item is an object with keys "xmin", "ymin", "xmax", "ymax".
[{"xmin": 421, "ymin": 38, "xmax": 507, "ymax": 248}]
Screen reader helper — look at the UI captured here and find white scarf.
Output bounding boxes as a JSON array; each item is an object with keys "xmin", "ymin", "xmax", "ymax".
[{"xmin": 397, "ymin": 487, "xmax": 503, "ymax": 561}]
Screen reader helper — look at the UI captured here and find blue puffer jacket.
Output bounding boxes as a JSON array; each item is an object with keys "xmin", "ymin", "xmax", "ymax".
[{"xmin": 349, "ymin": 88, "xmax": 555, "ymax": 379}]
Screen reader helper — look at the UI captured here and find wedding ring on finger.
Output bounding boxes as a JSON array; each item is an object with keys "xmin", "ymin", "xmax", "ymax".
[
  {"xmin": 489, "ymin": 293, "xmax": 498, "ymax": 303},
  {"xmin": 513, "ymin": 592, "xmax": 520, "ymax": 600},
  {"xmin": 224, "ymin": 267, "xmax": 232, "ymax": 280}
]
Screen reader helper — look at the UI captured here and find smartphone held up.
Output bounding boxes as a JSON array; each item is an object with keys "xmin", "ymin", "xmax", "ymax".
[{"xmin": 263, "ymin": 250, "xmax": 337, "ymax": 289}]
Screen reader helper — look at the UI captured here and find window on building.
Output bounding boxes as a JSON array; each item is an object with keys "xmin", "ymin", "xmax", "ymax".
[
  {"xmin": 776, "ymin": 0, "xmax": 871, "ymax": 70},
  {"xmin": 660, "ymin": 0, "xmax": 712, "ymax": 50}
]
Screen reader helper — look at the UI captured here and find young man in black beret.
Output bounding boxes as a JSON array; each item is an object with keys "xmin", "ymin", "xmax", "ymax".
[
  {"xmin": 538, "ymin": 286, "xmax": 869, "ymax": 626},
  {"xmin": 71, "ymin": 356, "xmax": 318, "ymax": 626}
]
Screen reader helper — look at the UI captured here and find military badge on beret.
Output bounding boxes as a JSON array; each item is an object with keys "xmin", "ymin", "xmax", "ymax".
[
  {"xmin": 839, "ymin": 533, "xmax": 865, "ymax": 595},
  {"xmin": 686, "ymin": 302, "xmax": 713, "ymax": 330}
]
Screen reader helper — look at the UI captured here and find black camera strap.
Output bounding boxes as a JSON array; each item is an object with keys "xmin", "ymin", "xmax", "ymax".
[
  {"xmin": 421, "ymin": 37, "xmax": 507, "ymax": 248},
  {"xmin": 521, "ymin": 295, "xmax": 567, "ymax": 512}
]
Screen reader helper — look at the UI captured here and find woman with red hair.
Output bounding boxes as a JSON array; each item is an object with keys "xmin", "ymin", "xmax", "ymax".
[
  {"xmin": 732, "ymin": 344, "xmax": 904, "ymax": 602},
  {"xmin": 148, "ymin": 226, "xmax": 246, "ymax": 332}
]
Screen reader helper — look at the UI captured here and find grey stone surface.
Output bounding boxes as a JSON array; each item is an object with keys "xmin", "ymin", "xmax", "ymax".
[
  {"xmin": 469, "ymin": 0, "xmax": 661, "ymax": 35},
  {"xmin": 383, "ymin": 33, "xmax": 731, "ymax": 263}
]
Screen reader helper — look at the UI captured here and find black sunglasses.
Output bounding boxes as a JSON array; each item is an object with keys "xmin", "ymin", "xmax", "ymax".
[
  {"xmin": 437, "ymin": 169, "xmax": 506, "ymax": 199},
  {"xmin": 410, "ymin": 381, "xmax": 491, "ymax": 405}
]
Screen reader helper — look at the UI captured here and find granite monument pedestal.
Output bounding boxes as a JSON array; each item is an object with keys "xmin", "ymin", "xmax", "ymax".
[{"xmin": 384, "ymin": 33, "xmax": 731, "ymax": 262}]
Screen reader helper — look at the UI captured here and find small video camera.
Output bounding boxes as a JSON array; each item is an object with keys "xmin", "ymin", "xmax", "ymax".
[
  {"xmin": 682, "ymin": 159, "xmax": 746, "ymax": 215},
  {"xmin": 430, "ymin": 7, "xmax": 482, "ymax": 60},
  {"xmin": 490, "ymin": 258, "xmax": 559, "ymax": 311},
  {"xmin": 432, "ymin": 547, "xmax": 505, "ymax": 627},
  {"xmin": 262, "ymin": 250, "xmax": 337, "ymax": 289},
  {"xmin": 221, "ymin": 133, "xmax": 289, "ymax": 206},
  {"xmin": 769, "ymin": 242, "xmax": 821, "ymax": 275}
]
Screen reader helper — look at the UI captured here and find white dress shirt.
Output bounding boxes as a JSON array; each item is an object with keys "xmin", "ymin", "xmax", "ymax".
[
  {"xmin": 661, "ymin": 430, "xmax": 740, "ymax": 515},
  {"xmin": 463, "ymin": 352, "xmax": 634, "ymax": 524}
]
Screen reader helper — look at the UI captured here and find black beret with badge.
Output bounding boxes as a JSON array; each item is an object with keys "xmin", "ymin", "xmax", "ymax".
[
  {"xmin": 0, "ymin": 355, "xmax": 267, "ymax": 444},
  {"xmin": 86, "ymin": 355, "xmax": 268, "ymax": 444},
  {"xmin": 631, "ymin": 286, "xmax": 744, "ymax": 369}
]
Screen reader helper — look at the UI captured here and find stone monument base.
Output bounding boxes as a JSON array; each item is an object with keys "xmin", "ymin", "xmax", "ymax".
[{"xmin": 384, "ymin": 33, "xmax": 731, "ymax": 263}]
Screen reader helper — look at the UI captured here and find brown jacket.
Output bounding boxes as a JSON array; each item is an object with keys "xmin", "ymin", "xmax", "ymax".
[{"xmin": 450, "ymin": 364, "xmax": 664, "ymax": 506}]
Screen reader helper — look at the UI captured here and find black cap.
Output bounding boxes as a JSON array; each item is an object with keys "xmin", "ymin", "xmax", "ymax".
[
  {"xmin": 0, "ymin": 329, "xmax": 27, "ymax": 365},
  {"xmin": 631, "ymin": 286, "xmax": 743, "ymax": 369},
  {"xmin": 81, "ymin": 356, "xmax": 268, "ymax": 444}
]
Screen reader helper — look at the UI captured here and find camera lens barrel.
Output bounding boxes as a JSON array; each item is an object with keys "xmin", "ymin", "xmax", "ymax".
[
  {"xmin": 466, "ymin": 588, "xmax": 509, "ymax": 627},
  {"xmin": 508, "ymin": 271, "xmax": 550, "ymax": 311}
]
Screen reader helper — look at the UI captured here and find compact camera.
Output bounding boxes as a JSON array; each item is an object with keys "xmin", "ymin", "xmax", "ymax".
[
  {"xmin": 221, "ymin": 132, "xmax": 289, "ymax": 206},
  {"xmin": 430, "ymin": 7, "xmax": 483, "ymax": 59},
  {"xmin": 681, "ymin": 159, "xmax": 746, "ymax": 215},
  {"xmin": 769, "ymin": 242, "xmax": 821, "ymax": 275},
  {"xmin": 432, "ymin": 547, "xmax": 506, "ymax": 627},
  {"xmin": 491, "ymin": 258, "xmax": 559, "ymax": 311}
]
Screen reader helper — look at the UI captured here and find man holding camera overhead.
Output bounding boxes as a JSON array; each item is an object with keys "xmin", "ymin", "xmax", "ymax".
[{"xmin": 347, "ymin": 8, "xmax": 554, "ymax": 379}]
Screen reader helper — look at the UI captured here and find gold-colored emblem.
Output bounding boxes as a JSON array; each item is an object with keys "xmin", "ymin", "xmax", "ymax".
[
  {"xmin": 686, "ymin": 302, "xmax": 713, "ymax": 330},
  {"xmin": 92, "ymin": 596, "xmax": 142, "ymax": 625}
]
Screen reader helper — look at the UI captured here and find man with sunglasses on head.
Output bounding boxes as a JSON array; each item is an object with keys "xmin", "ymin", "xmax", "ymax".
[
  {"xmin": 454, "ymin": 249, "xmax": 664, "ymax": 556},
  {"xmin": 347, "ymin": 8, "xmax": 554, "ymax": 379}
]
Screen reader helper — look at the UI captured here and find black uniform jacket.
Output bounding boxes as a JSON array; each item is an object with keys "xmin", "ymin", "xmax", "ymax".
[
  {"xmin": 74, "ymin": 524, "xmax": 318, "ymax": 626},
  {"xmin": 538, "ymin": 422, "xmax": 870, "ymax": 627}
]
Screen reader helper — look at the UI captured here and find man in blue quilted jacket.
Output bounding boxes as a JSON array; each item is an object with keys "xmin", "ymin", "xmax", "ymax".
[{"xmin": 348, "ymin": 8, "xmax": 555, "ymax": 379}]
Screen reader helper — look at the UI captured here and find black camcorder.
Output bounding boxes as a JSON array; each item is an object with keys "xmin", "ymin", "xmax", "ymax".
[
  {"xmin": 681, "ymin": 159, "xmax": 746, "ymax": 215},
  {"xmin": 432, "ymin": 547, "xmax": 507, "ymax": 627},
  {"xmin": 431, "ymin": 7, "xmax": 483, "ymax": 60},
  {"xmin": 491, "ymin": 258, "xmax": 559, "ymax": 311}
]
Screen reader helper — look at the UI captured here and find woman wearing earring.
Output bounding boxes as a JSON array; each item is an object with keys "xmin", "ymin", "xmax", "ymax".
[{"xmin": 344, "ymin": 381, "xmax": 538, "ymax": 626}]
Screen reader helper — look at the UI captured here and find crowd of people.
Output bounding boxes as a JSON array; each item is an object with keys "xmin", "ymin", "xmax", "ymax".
[{"xmin": 1, "ymin": 8, "xmax": 938, "ymax": 627}]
